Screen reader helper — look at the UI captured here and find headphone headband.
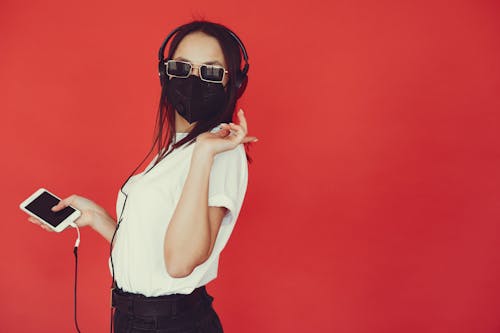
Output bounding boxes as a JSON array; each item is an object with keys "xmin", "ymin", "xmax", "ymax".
[{"xmin": 157, "ymin": 27, "xmax": 181, "ymax": 62}]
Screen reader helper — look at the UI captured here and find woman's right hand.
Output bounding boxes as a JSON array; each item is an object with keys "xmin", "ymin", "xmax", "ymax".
[{"xmin": 28, "ymin": 194, "xmax": 109, "ymax": 232}]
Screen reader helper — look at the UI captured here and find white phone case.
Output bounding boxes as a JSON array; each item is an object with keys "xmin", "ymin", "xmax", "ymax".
[{"xmin": 20, "ymin": 188, "xmax": 81, "ymax": 232}]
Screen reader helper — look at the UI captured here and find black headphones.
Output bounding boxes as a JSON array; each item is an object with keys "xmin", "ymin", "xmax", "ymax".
[{"xmin": 157, "ymin": 24, "xmax": 250, "ymax": 99}]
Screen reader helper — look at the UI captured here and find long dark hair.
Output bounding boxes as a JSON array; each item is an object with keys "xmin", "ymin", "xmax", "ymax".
[{"xmin": 148, "ymin": 20, "xmax": 252, "ymax": 168}]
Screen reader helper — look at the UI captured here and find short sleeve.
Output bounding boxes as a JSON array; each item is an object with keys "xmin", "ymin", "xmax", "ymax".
[{"xmin": 208, "ymin": 143, "xmax": 248, "ymax": 226}]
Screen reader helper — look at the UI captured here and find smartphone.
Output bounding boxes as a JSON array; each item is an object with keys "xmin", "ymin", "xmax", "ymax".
[{"xmin": 20, "ymin": 188, "xmax": 81, "ymax": 232}]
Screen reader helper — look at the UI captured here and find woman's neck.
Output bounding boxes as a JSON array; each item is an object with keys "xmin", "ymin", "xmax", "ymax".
[{"xmin": 174, "ymin": 111, "xmax": 196, "ymax": 134}]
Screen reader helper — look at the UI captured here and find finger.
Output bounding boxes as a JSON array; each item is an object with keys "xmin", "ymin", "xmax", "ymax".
[
  {"xmin": 227, "ymin": 126, "xmax": 246, "ymax": 142},
  {"xmin": 228, "ymin": 122, "xmax": 245, "ymax": 136},
  {"xmin": 40, "ymin": 224, "xmax": 53, "ymax": 232},
  {"xmin": 30, "ymin": 217, "xmax": 48, "ymax": 230},
  {"xmin": 242, "ymin": 136, "xmax": 259, "ymax": 143},
  {"xmin": 29, "ymin": 216, "xmax": 44, "ymax": 226},
  {"xmin": 213, "ymin": 127, "xmax": 230, "ymax": 137},
  {"xmin": 207, "ymin": 123, "xmax": 231, "ymax": 138},
  {"xmin": 27, "ymin": 216, "xmax": 53, "ymax": 231},
  {"xmin": 51, "ymin": 201, "xmax": 65, "ymax": 212},
  {"xmin": 28, "ymin": 217, "xmax": 39, "ymax": 224},
  {"xmin": 229, "ymin": 125, "xmax": 250, "ymax": 145},
  {"xmin": 211, "ymin": 123, "xmax": 230, "ymax": 132},
  {"xmin": 236, "ymin": 109, "xmax": 248, "ymax": 133},
  {"xmin": 51, "ymin": 196, "xmax": 72, "ymax": 211}
]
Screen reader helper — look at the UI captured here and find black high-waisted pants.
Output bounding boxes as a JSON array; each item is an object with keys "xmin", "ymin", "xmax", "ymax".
[{"xmin": 112, "ymin": 285, "xmax": 224, "ymax": 333}]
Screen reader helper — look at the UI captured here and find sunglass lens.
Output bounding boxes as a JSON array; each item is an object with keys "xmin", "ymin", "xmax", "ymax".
[
  {"xmin": 200, "ymin": 65, "xmax": 224, "ymax": 82},
  {"xmin": 167, "ymin": 61, "xmax": 191, "ymax": 77}
]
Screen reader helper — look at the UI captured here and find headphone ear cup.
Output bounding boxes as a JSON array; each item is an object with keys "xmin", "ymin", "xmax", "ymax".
[
  {"xmin": 235, "ymin": 71, "xmax": 248, "ymax": 99},
  {"xmin": 158, "ymin": 61, "xmax": 167, "ymax": 86}
]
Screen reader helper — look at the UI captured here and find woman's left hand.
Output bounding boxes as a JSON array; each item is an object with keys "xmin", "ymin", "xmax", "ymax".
[{"xmin": 195, "ymin": 109, "xmax": 258, "ymax": 156}]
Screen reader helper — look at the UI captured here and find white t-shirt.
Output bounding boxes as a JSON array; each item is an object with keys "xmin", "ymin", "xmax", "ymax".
[{"xmin": 108, "ymin": 130, "xmax": 249, "ymax": 297}]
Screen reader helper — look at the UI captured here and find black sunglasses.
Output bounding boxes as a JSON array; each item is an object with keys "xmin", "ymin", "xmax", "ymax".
[{"xmin": 165, "ymin": 60, "xmax": 228, "ymax": 83}]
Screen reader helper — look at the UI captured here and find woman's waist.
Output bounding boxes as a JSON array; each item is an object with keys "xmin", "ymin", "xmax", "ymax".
[
  {"xmin": 111, "ymin": 285, "xmax": 211, "ymax": 318},
  {"xmin": 109, "ymin": 250, "xmax": 219, "ymax": 296}
]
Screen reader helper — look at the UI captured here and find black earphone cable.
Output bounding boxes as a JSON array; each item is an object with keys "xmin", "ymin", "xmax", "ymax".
[
  {"xmin": 108, "ymin": 142, "xmax": 161, "ymax": 333},
  {"xmin": 69, "ymin": 223, "xmax": 81, "ymax": 332},
  {"xmin": 73, "ymin": 245, "xmax": 81, "ymax": 333},
  {"xmin": 68, "ymin": 146, "xmax": 155, "ymax": 333}
]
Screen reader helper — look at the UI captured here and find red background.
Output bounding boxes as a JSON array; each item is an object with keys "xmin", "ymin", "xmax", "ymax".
[{"xmin": 1, "ymin": 0, "xmax": 500, "ymax": 332}]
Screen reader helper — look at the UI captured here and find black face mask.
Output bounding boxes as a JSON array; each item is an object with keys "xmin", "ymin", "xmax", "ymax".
[{"xmin": 165, "ymin": 76, "xmax": 228, "ymax": 124}]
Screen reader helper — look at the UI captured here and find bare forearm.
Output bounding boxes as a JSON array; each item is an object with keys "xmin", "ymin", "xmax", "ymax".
[
  {"xmin": 91, "ymin": 211, "xmax": 117, "ymax": 244},
  {"xmin": 164, "ymin": 145, "xmax": 214, "ymax": 275}
]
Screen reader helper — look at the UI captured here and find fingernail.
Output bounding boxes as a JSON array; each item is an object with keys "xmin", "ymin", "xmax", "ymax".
[
  {"xmin": 51, "ymin": 206, "xmax": 56, "ymax": 211},
  {"xmin": 253, "ymin": 138, "xmax": 259, "ymax": 142}
]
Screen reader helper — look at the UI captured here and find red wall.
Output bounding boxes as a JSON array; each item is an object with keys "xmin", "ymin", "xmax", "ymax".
[{"xmin": 1, "ymin": 0, "xmax": 500, "ymax": 332}]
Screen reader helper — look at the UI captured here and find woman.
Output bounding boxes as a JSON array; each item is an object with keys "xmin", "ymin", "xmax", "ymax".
[{"xmin": 28, "ymin": 20, "xmax": 257, "ymax": 332}]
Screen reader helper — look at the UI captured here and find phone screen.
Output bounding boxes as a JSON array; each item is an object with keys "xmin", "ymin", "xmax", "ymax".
[{"xmin": 24, "ymin": 191, "xmax": 76, "ymax": 227}]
